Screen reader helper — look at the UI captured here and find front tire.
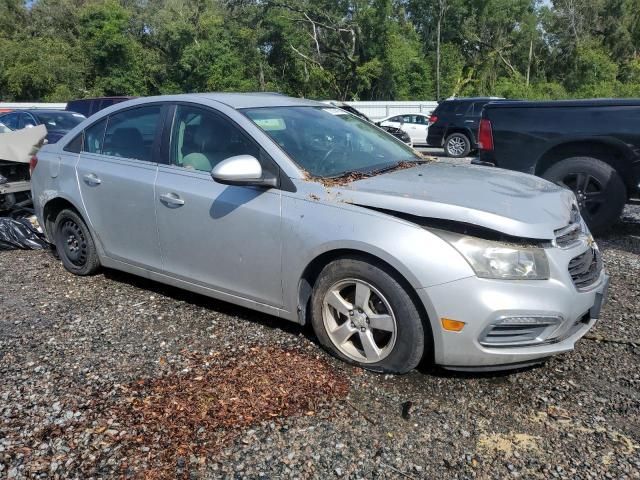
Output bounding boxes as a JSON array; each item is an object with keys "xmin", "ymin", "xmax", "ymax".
[
  {"xmin": 311, "ymin": 257, "xmax": 426, "ymax": 374},
  {"xmin": 53, "ymin": 209, "xmax": 100, "ymax": 275},
  {"xmin": 444, "ymin": 133, "xmax": 471, "ymax": 158},
  {"xmin": 541, "ymin": 157, "xmax": 626, "ymax": 234}
]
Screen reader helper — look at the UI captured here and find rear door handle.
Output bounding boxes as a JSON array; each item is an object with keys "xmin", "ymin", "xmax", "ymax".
[
  {"xmin": 82, "ymin": 173, "xmax": 101, "ymax": 185},
  {"xmin": 159, "ymin": 192, "xmax": 185, "ymax": 207}
]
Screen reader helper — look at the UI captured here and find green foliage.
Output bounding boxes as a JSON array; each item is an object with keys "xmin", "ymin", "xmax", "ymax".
[{"xmin": 0, "ymin": 0, "xmax": 639, "ymax": 102}]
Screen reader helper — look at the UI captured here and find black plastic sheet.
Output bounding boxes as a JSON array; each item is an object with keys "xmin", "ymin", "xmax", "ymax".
[{"xmin": 0, "ymin": 217, "xmax": 50, "ymax": 250}]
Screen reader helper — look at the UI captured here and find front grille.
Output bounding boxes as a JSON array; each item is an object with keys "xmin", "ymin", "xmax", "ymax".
[
  {"xmin": 554, "ymin": 223, "xmax": 582, "ymax": 248},
  {"xmin": 569, "ymin": 247, "xmax": 602, "ymax": 290}
]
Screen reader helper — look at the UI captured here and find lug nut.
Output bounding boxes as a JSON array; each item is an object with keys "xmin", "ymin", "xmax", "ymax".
[
  {"xmin": 360, "ymin": 327, "xmax": 366, "ymax": 332},
  {"xmin": 349, "ymin": 310, "xmax": 354, "ymax": 316},
  {"xmin": 350, "ymin": 322, "xmax": 355, "ymax": 328}
]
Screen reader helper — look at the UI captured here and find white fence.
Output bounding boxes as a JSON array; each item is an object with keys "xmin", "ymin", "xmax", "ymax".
[
  {"xmin": 0, "ymin": 100, "xmax": 439, "ymax": 119},
  {"xmin": 343, "ymin": 101, "xmax": 438, "ymax": 121},
  {"xmin": 0, "ymin": 102, "xmax": 67, "ymax": 110}
]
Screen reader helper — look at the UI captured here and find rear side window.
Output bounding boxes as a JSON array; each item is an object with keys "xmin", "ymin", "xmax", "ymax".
[
  {"xmin": 103, "ymin": 106, "xmax": 161, "ymax": 162},
  {"xmin": 84, "ymin": 118, "xmax": 107, "ymax": 154},
  {"xmin": 471, "ymin": 102, "xmax": 488, "ymax": 116},
  {"xmin": 434, "ymin": 103, "xmax": 455, "ymax": 116},
  {"xmin": 455, "ymin": 102, "xmax": 472, "ymax": 115}
]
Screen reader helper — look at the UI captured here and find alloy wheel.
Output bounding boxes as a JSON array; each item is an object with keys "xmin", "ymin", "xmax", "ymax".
[
  {"xmin": 558, "ymin": 172, "xmax": 605, "ymax": 222},
  {"xmin": 447, "ymin": 136, "xmax": 466, "ymax": 156},
  {"xmin": 322, "ymin": 279, "xmax": 397, "ymax": 363}
]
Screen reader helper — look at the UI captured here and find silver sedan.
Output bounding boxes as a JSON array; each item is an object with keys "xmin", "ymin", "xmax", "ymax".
[{"xmin": 30, "ymin": 93, "xmax": 609, "ymax": 373}]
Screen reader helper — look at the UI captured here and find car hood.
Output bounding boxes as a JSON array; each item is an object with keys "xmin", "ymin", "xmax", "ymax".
[{"xmin": 332, "ymin": 162, "xmax": 576, "ymax": 239}]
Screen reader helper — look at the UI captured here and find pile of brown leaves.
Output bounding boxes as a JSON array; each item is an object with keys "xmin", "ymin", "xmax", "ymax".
[{"xmin": 114, "ymin": 346, "xmax": 349, "ymax": 478}]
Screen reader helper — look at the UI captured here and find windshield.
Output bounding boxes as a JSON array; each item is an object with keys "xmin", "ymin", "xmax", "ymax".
[
  {"xmin": 34, "ymin": 111, "xmax": 85, "ymax": 131},
  {"xmin": 242, "ymin": 106, "xmax": 419, "ymax": 177}
]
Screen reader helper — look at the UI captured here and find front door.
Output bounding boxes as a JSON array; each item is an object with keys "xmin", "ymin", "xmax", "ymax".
[
  {"xmin": 75, "ymin": 105, "xmax": 165, "ymax": 270},
  {"xmin": 154, "ymin": 104, "xmax": 283, "ymax": 308}
]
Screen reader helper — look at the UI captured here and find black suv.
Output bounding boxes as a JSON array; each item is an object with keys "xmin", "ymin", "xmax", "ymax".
[
  {"xmin": 427, "ymin": 97, "xmax": 504, "ymax": 157},
  {"xmin": 66, "ymin": 96, "xmax": 135, "ymax": 118}
]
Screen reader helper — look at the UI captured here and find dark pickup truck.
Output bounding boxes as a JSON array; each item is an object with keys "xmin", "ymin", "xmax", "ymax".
[{"xmin": 478, "ymin": 99, "xmax": 640, "ymax": 234}]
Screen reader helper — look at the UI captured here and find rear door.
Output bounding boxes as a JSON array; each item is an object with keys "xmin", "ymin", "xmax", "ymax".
[
  {"xmin": 154, "ymin": 103, "xmax": 283, "ymax": 307},
  {"xmin": 409, "ymin": 115, "xmax": 429, "ymax": 144},
  {"xmin": 75, "ymin": 104, "xmax": 166, "ymax": 270},
  {"xmin": 465, "ymin": 102, "xmax": 487, "ymax": 143}
]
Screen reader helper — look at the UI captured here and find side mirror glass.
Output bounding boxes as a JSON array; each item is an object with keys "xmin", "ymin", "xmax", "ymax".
[{"xmin": 210, "ymin": 155, "xmax": 277, "ymax": 188}]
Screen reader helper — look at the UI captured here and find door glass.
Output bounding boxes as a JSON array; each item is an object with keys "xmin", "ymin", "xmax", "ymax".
[
  {"xmin": 22, "ymin": 114, "xmax": 37, "ymax": 128},
  {"xmin": 103, "ymin": 106, "xmax": 161, "ymax": 161},
  {"xmin": 415, "ymin": 116, "xmax": 426, "ymax": 125},
  {"xmin": 171, "ymin": 105, "xmax": 260, "ymax": 172},
  {"xmin": 472, "ymin": 102, "xmax": 487, "ymax": 117},
  {"xmin": 1, "ymin": 113, "xmax": 19, "ymax": 130},
  {"xmin": 83, "ymin": 118, "xmax": 107, "ymax": 154},
  {"xmin": 402, "ymin": 115, "xmax": 412, "ymax": 123}
]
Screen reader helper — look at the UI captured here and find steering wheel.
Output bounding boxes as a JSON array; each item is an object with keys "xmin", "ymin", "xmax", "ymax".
[{"xmin": 315, "ymin": 146, "xmax": 346, "ymax": 176}]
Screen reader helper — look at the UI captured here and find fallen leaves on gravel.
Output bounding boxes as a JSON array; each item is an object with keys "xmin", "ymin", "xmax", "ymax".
[{"xmin": 4, "ymin": 346, "xmax": 349, "ymax": 479}]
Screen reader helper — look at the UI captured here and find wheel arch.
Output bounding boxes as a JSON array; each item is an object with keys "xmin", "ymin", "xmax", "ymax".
[
  {"xmin": 535, "ymin": 139, "xmax": 634, "ymax": 195},
  {"xmin": 42, "ymin": 196, "xmax": 83, "ymax": 239},
  {"xmin": 444, "ymin": 127, "xmax": 473, "ymax": 142},
  {"xmin": 296, "ymin": 248, "xmax": 434, "ymax": 361}
]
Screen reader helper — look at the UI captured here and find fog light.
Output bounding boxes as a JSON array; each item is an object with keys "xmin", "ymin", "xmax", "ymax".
[{"xmin": 441, "ymin": 318, "xmax": 466, "ymax": 332}]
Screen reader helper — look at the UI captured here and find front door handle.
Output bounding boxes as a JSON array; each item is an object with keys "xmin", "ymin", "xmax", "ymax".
[
  {"xmin": 159, "ymin": 192, "xmax": 185, "ymax": 207},
  {"xmin": 82, "ymin": 173, "xmax": 101, "ymax": 185}
]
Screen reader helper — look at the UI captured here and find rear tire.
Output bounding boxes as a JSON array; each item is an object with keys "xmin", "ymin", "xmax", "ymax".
[
  {"xmin": 310, "ymin": 257, "xmax": 426, "ymax": 374},
  {"xmin": 444, "ymin": 133, "xmax": 471, "ymax": 158},
  {"xmin": 542, "ymin": 157, "xmax": 626, "ymax": 234},
  {"xmin": 53, "ymin": 209, "xmax": 100, "ymax": 275}
]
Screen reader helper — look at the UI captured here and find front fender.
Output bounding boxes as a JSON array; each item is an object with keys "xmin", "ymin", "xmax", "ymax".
[{"xmin": 280, "ymin": 193, "xmax": 474, "ymax": 320}]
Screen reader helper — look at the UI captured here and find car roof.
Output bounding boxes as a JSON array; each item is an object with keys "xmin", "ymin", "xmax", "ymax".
[
  {"xmin": 440, "ymin": 97, "xmax": 504, "ymax": 103},
  {"xmin": 9, "ymin": 109, "xmax": 73, "ymax": 114},
  {"xmin": 381, "ymin": 113, "xmax": 429, "ymax": 119},
  {"xmin": 115, "ymin": 92, "xmax": 325, "ymax": 110},
  {"xmin": 67, "ymin": 96, "xmax": 135, "ymax": 102},
  {"xmin": 485, "ymin": 98, "xmax": 640, "ymax": 109}
]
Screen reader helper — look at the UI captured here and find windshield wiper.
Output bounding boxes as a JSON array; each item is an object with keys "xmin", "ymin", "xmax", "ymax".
[{"xmin": 367, "ymin": 158, "xmax": 427, "ymax": 176}]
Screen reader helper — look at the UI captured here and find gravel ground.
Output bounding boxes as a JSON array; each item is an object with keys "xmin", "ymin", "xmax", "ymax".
[{"xmin": 1, "ymin": 203, "xmax": 639, "ymax": 478}]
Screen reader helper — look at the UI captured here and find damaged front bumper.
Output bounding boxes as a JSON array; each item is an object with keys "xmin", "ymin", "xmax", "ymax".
[{"xmin": 417, "ymin": 258, "xmax": 609, "ymax": 371}]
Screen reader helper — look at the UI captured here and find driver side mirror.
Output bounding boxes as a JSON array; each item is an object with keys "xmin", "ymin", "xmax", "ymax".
[{"xmin": 210, "ymin": 155, "xmax": 278, "ymax": 188}]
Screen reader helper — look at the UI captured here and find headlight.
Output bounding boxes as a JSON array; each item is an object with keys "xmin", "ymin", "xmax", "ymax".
[{"xmin": 435, "ymin": 231, "xmax": 550, "ymax": 280}]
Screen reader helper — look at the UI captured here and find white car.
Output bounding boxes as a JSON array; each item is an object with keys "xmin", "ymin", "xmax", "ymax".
[{"xmin": 378, "ymin": 113, "xmax": 430, "ymax": 146}]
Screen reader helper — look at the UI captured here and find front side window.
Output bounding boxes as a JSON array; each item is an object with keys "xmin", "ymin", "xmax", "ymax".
[
  {"xmin": 103, "ymin": 106, "xmax": 161, "ymax": 162},
  {"xmin": 415, "ymin": 115, "xmax": 426, "ymax": 125},
  {"xmin": 243, "ymin": 106, "xmax": 419, "ymax": 178},
  {"xmin": 22, "ymin": 113, "xmax": 37, "ymax": 128},
  {"xmin": 84, "ymin": 118, "xmax": 107, "ymax": 154},
  {"xmin": 64, "ymin": 133, "xmax": 83, "ymax": 153},
  {"xmin": 171, "ymin": 105, "xmax": 260, "ymax": 172}
]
